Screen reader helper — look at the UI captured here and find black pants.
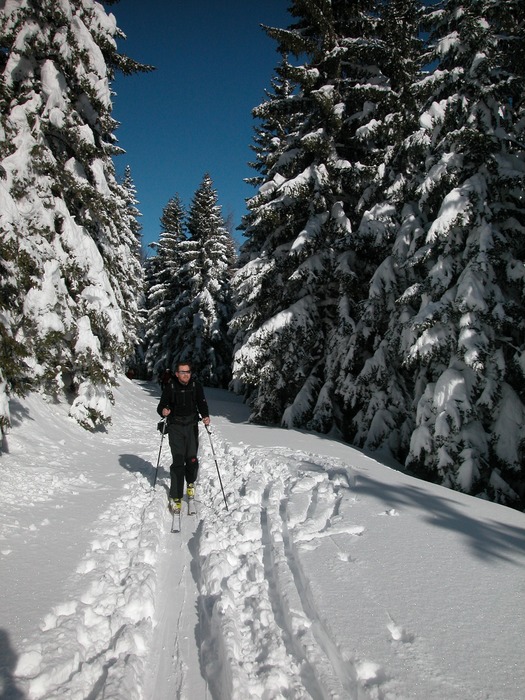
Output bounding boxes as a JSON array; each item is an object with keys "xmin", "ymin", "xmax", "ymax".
[{"xmin": 167, "ymin": 421, "xmax": 199, "ymax": 498}]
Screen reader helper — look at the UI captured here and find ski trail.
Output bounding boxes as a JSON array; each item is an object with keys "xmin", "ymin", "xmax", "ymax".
[
  {"xmin": 259, "ymin": 479, "xmax": 328, "ymax": 699},
  {"xmin": 261, "ymin": 456, "xmax": 365, "ymax": 700},
  {"xmin": 196, "ymin": 433, "xmax": 376, "ymax": 700},
  {"xmin": 11, "ymin": 414, "xmax": 382, "ymax": 700},
  {"xmin": 145, "ymin": 492, "xmax": 209, "ymax": 700},
  {"xmin": 280, "ymin": 458, "xmax": 379, "ymax": 700},
  {"xmin": 198, "ymin": 465, "xmax": 309, "ymax": 699}
]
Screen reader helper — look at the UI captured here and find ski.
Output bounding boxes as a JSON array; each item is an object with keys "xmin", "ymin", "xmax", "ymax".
[
  {"xmin": 188, "ymin": 497, "xmax": 196, "ymax": 516},
  {"xmin": 171, "ymin": 508, "xmax": 181, "ymax": 533},
  {"xmin": 169, "ymin": 501, "xmax": 182, "ymax": 533}
]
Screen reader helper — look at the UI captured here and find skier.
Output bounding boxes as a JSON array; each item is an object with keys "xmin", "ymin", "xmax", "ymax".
[
  {"xmin": 157, "ymin": 361, "xmax": 210, "ymax": 513},
  {"xmin": 159, "ymin": 368, "xmax": 173, "ymax": 389}
]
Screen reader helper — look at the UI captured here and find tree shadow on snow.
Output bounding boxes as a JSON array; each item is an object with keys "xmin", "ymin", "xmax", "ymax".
[
  {"xmin": 6, "ymin": 399, "xmax": 33, "ymax": 429},
  {"xmin": 205, "ymin": 388, "xmax": 252, "ymax": 424},
  {"xmin": 1, "ymin": 400, "xmax": 34, "ymax": 454},
  {"xmin": 132, "ymin": 380, "xmax": 161, "ymax": 399},
  {"xmin": 236, "ymin": 422, "xmax": 525, "ymax": 566},
  {"xmin": 351, "ymin": 471, "xmax": 525, "ymax": 565},
  {"xmin": 118, "ymin": 453, "xmax": 169, "ymax": 488},
  {"xmin": 0, "ymin": 629, "xmax": 25, "ymax": 699}
]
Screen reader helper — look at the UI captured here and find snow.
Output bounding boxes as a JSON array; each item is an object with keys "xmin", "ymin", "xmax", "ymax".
[
  {"xmin": 40, "ymin": 60, "xmax": 68, "ymax": 127},
  {"xmin": 436, "ymin": 31, "xmax": 461, "ymax": 57},
  {"xmin": 290, "ymin": 213, "xmax": 328, "ymax": 252},
  {"xmin": 278, "ymin": 164, "xmax": 329, "ymax": 200},
  {"xmin": 1, "ymin": 379, "xmax": 524, "ymax": 700}
]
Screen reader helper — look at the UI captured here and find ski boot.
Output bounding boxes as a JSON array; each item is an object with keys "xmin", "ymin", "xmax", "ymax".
[{"xmin": 169, "ymin": 497, "xmax": 182, "ymax": 513}]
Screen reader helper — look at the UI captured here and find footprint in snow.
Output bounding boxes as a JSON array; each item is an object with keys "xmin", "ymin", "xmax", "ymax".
[
  {"xmin": 41, "ymin": 600, "xmax": 78, "ymax": 631},
  {"xmin": 355, "ymin": 659, "xmax": 386, "ymax": 686},
  {"xmin": 379, "ymin": 508, "xmax": 399, "ymax": 516},
  {"xmin": 386, "ymin": 614, "xmax": 414, "ymax": 643},
  {"xmin": 336, "ymin": 551, "xmax": 355, "ymax": 563}
]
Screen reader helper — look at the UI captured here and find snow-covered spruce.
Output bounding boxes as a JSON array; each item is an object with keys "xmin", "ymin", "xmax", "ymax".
[
  {"xmin": 144, "ymin": 175, "xmax": 236, "ymax": 387},
  {"xmin": 230, "ymin": 0, "xmax": 525, "ymax": 506},
  {"xmin": 0, "ymin": 0, "xmax": 150, "ymax": 428}
]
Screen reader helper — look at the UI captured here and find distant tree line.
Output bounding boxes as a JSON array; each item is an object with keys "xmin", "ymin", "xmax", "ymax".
[{"xmin": 140, "ymin": 174, "xmax": 236, "ymax": 388}]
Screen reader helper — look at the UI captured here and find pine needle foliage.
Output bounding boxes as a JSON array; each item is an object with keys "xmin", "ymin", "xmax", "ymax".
[
  {"xmin": 0, "ymin": 0, "xmax": 150, "ymax": 429},
  {"xmin": 232, "ymin": 0, "xmax": 525, "ymax": 507},
  {"xmin": 145, "ymin": 175, "xmax": 236, "ymax": 388}
]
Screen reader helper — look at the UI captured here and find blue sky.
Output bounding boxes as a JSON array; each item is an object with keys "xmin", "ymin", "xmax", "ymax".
[{"xmin": 110, "ymin": 1, "xmax": 292, "ymax": 252}]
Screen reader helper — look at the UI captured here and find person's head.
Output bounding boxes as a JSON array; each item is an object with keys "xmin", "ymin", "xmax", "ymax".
[{"xmin": 175, "ymin": 362, "xmax": 192, "ymax": 385}]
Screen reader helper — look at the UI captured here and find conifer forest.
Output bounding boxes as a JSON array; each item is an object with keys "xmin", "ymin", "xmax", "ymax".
[{"xmin": 0, "ymin": 0, "xmax": 524, "ymax": 508}]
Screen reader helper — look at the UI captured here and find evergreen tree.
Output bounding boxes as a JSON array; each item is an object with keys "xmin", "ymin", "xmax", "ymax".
[
  {"xmin": 334, "ymin": 0, "xmax": 425, "ymax": 456},
  {"xmin": 0, "ymin": 0, "xmax": 152, "ymax": 428},
  {"xmin": 140, "ymin": 247, "xmax": 161, "ymax": 379},
  {"xmin": 0, "ymin": 250, "xmax": 29, "ymax": 432},
  {"xmin": 396, "ymin": 0, "xmax": 525, "ymax": 503},
  {"xmin": 144, "ymin": 195, "xmax": 187, "ymax": 378},
  {"xmin": 178, "ymin": 174, "xmax": 235, "ymax": 387},
  {"xmin": 121, "ymin": 164, "xmax": 143, "ymax": 263},
  {"xmin": 144, "ymin": 177, "xmax": 235, "ymax": 387},
  {"xmin": 120, "ymin": 165, "xmax": 146, "ymax": 377},
  {"xmin": 232, "ymin": 0, "xmax": 524, "ymax": 507},
  {"xmin": 231, "ymin": 0, "xmax": 392, "ymax": 429}
]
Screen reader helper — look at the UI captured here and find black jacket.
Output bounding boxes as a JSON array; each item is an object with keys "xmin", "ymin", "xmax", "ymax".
[{"xmin": 157, "ymin": 378, "xmax": 209, "ymax": 425}]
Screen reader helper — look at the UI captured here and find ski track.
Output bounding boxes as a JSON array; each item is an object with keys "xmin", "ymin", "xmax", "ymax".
[
  {"xmin": 197, "ymin": 439, "xmax": 377, "ymax": 700},
  {"xmin": 14, "ymin": 424, "xmax": 396, "ymax": 700}
]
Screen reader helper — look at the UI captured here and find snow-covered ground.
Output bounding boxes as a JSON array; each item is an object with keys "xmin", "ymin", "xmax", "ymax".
[{"xmin": 1, "ymin": 379, "xmax": 524, "ymax": 700}]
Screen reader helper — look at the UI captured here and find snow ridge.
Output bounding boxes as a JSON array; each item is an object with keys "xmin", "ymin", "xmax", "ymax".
[{"xmin": 16, "ymin": 478, "xmax": 164, "ymax": 700}]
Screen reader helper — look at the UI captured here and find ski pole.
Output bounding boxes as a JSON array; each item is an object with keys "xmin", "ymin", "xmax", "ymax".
[
  {"xmin": 205, "ymin": 425, "xmax": 228, "ymax": 511},
  {"xmin": 154, "ymin": 419, "xmax": 167, "ymax": 488}
]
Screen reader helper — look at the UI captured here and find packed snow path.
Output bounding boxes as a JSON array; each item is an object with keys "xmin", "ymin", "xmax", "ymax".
[{"xmin": 1, "ymin": 380, "xmax": 524, "ymax": 699}]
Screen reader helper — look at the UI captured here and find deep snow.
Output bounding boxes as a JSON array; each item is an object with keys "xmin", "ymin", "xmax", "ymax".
[{"xmin": 0, "ymin": 378, "xmax": 524, "ymax": 699}]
